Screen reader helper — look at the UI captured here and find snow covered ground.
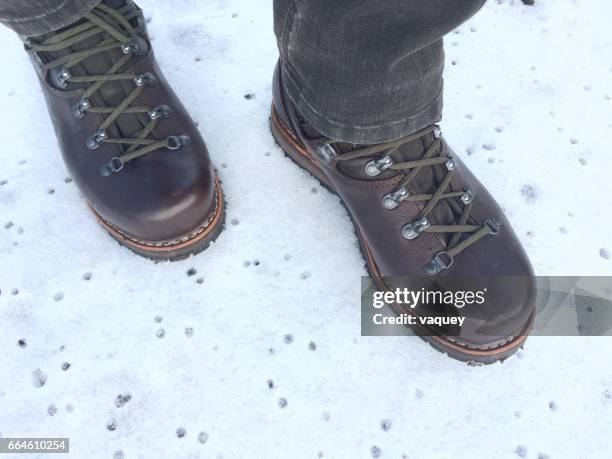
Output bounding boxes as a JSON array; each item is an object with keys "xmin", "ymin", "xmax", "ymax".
[{"xmin": 1, "ymin": 0, "xmax": 611, "ymax": 458}]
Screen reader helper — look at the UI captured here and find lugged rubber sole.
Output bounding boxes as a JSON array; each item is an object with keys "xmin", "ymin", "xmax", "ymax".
[
  {"xmin": 90, "ymin": 174, "xmax": 226, "ymax": 262},
  {"xmin": 270, "ymin": 105, "xmax": 533, "ymax": 365}
]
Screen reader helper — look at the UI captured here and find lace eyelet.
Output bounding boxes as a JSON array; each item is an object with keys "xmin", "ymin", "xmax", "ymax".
[
  {"xmin": 86, "ymin": 129, "xmax": 108, "ymax": 150},
  {"xmin": 23, "ymin": 37, "xmax": 35, "ymax": 51},
  {"xmin": 382, "ymin": 187, "xmax": 409, "ymax": 210},
  {"xmin": 148, "ymin": 105, "xmax": 172, "ymax": 120},
  {"xmin": 133, "ymin": 14, "xmax": 146, "ymax": 29},
  {"xmin": 402, "ymin": 217, "xmax": 430, "ymax": 240},
  {"xmin": 461, "ymin": 187, "xmax": 475, "ymax": 205},
  {"xmin": 425, "ymin": 251, "xmax": 453, "ymax": 275},
  {"xmin": 121, "ymin": 35, "xmax": 149, "ymax": 56},
  {"xmin": 52, "ymin": 67, "xmax": 72, "ymax": 88},
  {"xmin": 365, "ymin": 154, "xmax": 394, "ymax": 177},
  {"xmin": 315, "ymin": 144, "xmax": 337, "ymax": 163},
  {"xmin": 134, "ymin": 72, "xmax": 157, "ymax": 87},
  {"xmin": 100, "ymin": 157, "xmax": 124, "ymax": 176},
  {"xmin": 72, "ymin": 98, "xmax": 92, "ymax": 119},
  {"xmin": 166, "ymin": 135, "xmax": 191, "ymax": 150},
  {"xmin": 486, "ymin": 217, "xmax": 503, "ymax": 235}
]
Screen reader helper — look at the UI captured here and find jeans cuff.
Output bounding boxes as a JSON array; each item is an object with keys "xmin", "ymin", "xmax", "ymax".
[
  {"xmin": 5, "ymin": 0, "xmax": 102, "ymax": 36},
  {"xmin": 281, "ymin": 67, "xmax": 444, "ymax": 145}
]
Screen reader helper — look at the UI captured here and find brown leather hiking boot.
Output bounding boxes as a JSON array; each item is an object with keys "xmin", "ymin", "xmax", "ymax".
[
  {"xmin": 24, "ymin": 1, "xmax": 225, "ymax": 260},
  {"xmin": 270, "ymin": 63, "xmax": 536, "ymax": 364}
]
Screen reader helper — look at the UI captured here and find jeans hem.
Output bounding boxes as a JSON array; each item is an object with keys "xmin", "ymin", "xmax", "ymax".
[
  {"xmin": 3, "ymin": 0, "xmax": 102, "ymax": 36},
  {"xmin": 282, "ymin": 67, "xmax": 444, "ymax": 145}
]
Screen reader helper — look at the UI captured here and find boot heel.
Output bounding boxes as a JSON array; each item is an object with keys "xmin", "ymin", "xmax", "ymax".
[{"xmin": 270, "ymin": 105, "xmax": 337, "ymax": 194}]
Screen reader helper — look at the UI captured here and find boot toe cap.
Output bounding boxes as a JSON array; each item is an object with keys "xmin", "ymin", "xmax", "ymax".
[
  {"xmin": 89, "ymin": 152, "xmax": 218, "ymax": 245},
  {"xmin": 437, "ymin": 230, "xmax": 536, "ymax": 348}
]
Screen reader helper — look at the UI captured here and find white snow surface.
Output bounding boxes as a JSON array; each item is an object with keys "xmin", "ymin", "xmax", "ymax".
[{"xmin": 1, "ymin": 0, "xmax": 612, "ymax": 458}]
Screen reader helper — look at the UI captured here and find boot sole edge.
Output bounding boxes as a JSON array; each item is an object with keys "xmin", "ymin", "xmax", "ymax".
[{"xmin": 90, "ymin": 173, "xmax": 226, "ymax": 262}]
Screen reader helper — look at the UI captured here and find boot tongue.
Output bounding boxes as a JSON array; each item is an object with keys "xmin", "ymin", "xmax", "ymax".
[
  {"xmin": 395, "ymin": 134, "xmax": 458, "ymax": 229},
  {"xmin": 33, "ymin": 1, "xmax": 145, "ymax": 139}
]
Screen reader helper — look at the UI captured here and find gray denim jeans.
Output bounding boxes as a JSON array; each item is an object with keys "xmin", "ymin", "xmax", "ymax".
[{"xmin": 0, "ymin": 0, "xmax": 486, "ymax": 143}]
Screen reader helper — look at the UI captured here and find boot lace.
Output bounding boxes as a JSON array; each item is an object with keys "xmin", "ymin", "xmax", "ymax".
[
  {"xmin": 316, "ymin": 125, "xmax": 502, "ymax": 275},
  {"xmin": 26, "ymin": 3, "xmax": 190, "ymax": 176}
]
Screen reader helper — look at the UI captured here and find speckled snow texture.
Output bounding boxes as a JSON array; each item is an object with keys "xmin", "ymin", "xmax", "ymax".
[{"xmin": 1, "ymin": 1, "xmax": 611, "ymax": 458}]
